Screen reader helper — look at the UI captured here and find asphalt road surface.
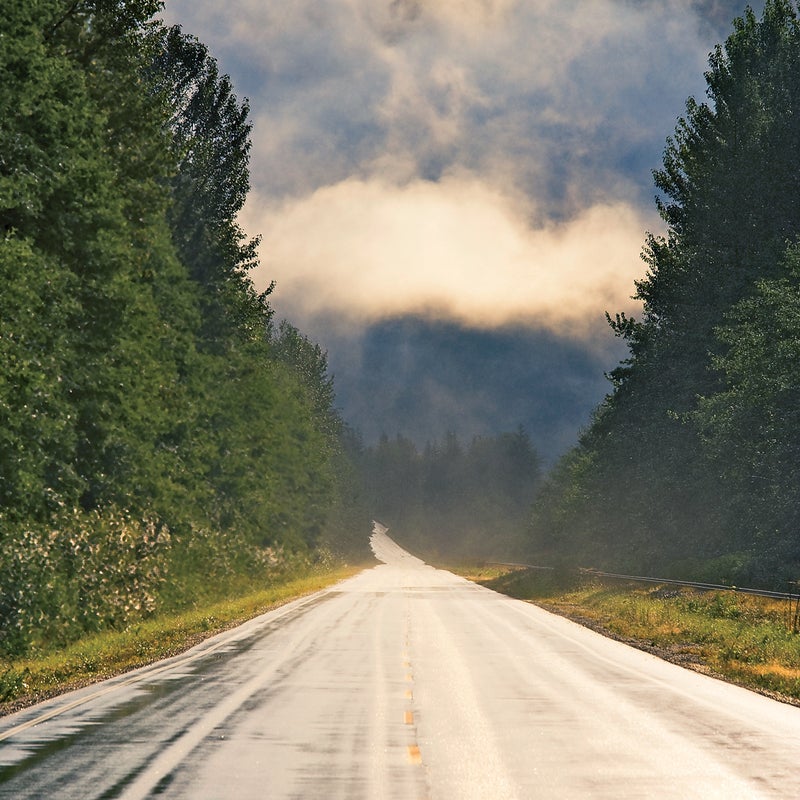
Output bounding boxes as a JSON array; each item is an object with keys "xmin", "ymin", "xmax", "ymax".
[{"xmin": 3, "ymin": 526, "xmax": 800, "ymax": 799}]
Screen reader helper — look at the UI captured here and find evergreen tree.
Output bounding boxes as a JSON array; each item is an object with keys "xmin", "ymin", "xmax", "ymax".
[
  {"xmin": 358, "ymin": 430, "xmax": 541, "ymax": 561},
  {"xmin": 530, "ymin": 1, "xmax": 800, "ymax": 581},
  {"xmin": 152, "ymin": 24, "xmax": 268, "ymax": 349}
]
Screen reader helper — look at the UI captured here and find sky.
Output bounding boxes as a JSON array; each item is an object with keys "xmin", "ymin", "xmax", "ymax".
[{"xmin": 160, "ymin": 0, "xmax": 761, "ymax": 461}]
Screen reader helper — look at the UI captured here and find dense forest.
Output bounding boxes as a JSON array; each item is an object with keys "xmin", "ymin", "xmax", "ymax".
[
  {"xmin": 6, "ymin": 0, "xmax": 800, "ymax": 659},
  {"xmin": 529, "ymin": 0, "xmax": 800, "ymax": 588},
  {"xmin": 355, "ymin": 429, "xmax": 542, "ymax": 562},
  {"xmin": 0, "ymin": 1, "xmax": 369, "ymax": 657}
]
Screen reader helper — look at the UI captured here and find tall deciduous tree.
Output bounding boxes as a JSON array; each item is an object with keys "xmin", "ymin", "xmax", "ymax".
[
  {"xmin": 0, "ymin": 0, "xmax": 194, "ymax": 518},
  {"xmin": 152, "ymin": 25, "xmax": 268, "ymax": 349},
  {"xmin": 0, "ymin": 3, "xmax": 351, "ymax": 654},
  {"xmin": 695, "ymin": 242, "xmax": 800, "ymax": 575}
]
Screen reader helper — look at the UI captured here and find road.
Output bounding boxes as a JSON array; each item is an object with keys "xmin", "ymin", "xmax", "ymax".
[{"xmin": 2, "ymin": 527, "xmax": 800, "ymax": 798}]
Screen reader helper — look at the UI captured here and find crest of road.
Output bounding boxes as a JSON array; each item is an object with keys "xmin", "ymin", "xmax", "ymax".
[{"xmin": 2, "ymin": 524, "xmax": 800, "ymax": 798}]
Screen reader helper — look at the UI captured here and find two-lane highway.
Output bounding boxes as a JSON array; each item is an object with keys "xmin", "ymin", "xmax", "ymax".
[{"xmin": 2, "ymin": 528, "xmax": 800, "ymax": 798}]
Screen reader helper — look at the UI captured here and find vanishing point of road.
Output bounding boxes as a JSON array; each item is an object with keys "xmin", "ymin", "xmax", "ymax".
[{"xmin": 2, "ymin": 526, "xmax": 800, "ymax": 799}]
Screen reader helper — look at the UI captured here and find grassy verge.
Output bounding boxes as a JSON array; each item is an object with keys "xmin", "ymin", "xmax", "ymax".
[
  {"xmin": 464, "ymin": 566, "xmax": 800, "ymax": 705},
  {"xmin": 0, "ymin": 564, "xmax": 365, "ymax": 717}
]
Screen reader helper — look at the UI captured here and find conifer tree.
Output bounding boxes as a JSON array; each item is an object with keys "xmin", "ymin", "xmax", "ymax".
[{"xmin": 531, "ymin": 1, "xmax": 800, "ymax": 581}]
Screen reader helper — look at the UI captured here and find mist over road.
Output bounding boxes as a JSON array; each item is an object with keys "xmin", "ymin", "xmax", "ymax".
[{"xmin": 2, "ymin": 527, "xmax": 800, "ymax": 798}]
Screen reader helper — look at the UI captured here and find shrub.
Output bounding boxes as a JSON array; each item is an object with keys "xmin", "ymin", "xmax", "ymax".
[{"xmin": 0, "ymin": 508, "xmax": 171, "ymax": 657}]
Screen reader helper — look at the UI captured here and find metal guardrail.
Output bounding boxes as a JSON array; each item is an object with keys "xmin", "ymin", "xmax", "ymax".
[
  {"xmin": 577, "ymin": 568, "xmax": 796, "ymax": 601},
  {"xmin": 489, "ymin": 561, "xmax": 797, "ymax": 600},
  {"xmin": 489, "ymin": 561, "xmax": 800, "ymax": 631}
]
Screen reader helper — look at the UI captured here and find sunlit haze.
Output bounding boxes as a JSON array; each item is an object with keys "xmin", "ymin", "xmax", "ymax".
[{"xmin": 243, "ymin": 178, "xmax": 655, "ymax": 333}]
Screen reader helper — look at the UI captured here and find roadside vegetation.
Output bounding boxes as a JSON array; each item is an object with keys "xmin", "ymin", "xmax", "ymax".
[
  {"xmin": 1, "ymin": 2, "xmax": 371, "ymax": 665},
  {"xmin": 473, "ymin": 567, "xmax": 800, "ymax": 705}
]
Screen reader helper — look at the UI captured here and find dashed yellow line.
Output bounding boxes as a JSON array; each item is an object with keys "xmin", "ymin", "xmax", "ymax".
[{"xmin": 402, "ymin": 628, "xmax": 421, "ymax": 766}]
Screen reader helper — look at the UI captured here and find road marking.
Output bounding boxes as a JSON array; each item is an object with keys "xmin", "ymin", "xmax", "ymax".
[
  {"xmin": 407, "ymin": 744, "xmax": 422, "ymax": 765},
  {"xmin": 404, "ymin": 710, "xmax": 414, "ymax": 725},
  {"xmin": 404, "ymin": 673, "xmax": 413, "ymax": 682},
  {"xmin": 405, "ymin": 689, "xmax": 413, "ymax": 699}
]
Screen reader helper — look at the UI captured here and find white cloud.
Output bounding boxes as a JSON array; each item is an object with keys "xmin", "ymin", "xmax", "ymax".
[
  {"xmin": 243, "ymin": 175, "xmax": 658, "ymax": 332},
  {"xmin": 160, "ymin": 0, "xmax": 731, "ymax": 332}
]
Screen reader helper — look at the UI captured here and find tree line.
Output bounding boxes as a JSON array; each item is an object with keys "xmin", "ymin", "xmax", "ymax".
[
  {"xmin": 0, "ymin": 1, "xmax": 368, "ymax": 657},
  {"xmin": 529, "ymin": 0, "xmax": 800, "ymax": 588},
  {"xmin": 355, "ymin": 429, "xmax": 542, "ymax": 562}
]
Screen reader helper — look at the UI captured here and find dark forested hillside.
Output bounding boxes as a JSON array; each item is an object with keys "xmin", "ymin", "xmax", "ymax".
[
  {"xmin": 320, "ymin": 317, "xmax": 618, "ymax": 466},
  {"xmin": 0, "ymin": 1, "xmax": 361, "ymax": 658},
  {"xmin": 529, "ymin": 0, "xmax": 800, "ymax": 586}
]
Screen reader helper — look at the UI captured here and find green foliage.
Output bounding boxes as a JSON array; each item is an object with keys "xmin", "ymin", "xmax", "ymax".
[
  {"xmin": 0, "ymin": 4, "xmax": 353, "ymax": 658},
  {"xmin": 0, "ymin": 237, "xmax": 79, "ymax": 517},
  {"xmin": 529, "ymin": 1, "xmax": 800, "ymax": 583},
  {"xmin": 151, "ymin": 24, "xmax": 268, "ymax": 348},
  {"xmin": 0, "ymin": 0, "xmax": 198, "ymax": 521},
  {"xmin": 317, "ymin": 425, "xmax": 374, "ymax": 561},
  {"xmin": 693, "ymin": 243, "xmax": 800, "ymax": 575},
  {"xmin": 0, "ymin": 509, "xmax": 170, "ymax": 657},
  {"xmin": 272, "ymin": 321, "xmax": 339, "ymax": 441}
]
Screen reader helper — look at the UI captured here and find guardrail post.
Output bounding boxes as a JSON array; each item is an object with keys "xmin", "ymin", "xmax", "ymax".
[{"xmin": 789, "ymin": 581, "xmax": 800, "ymax": 634}]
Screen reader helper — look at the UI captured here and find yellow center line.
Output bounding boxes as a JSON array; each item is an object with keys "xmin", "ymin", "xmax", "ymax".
[
  {"xmin": 407, "ymin": 744, "xmax": 422, "ymax": 765},
  {"xmin": 404, "ymin": 710, "xmax": 414, "ymax": 725}
]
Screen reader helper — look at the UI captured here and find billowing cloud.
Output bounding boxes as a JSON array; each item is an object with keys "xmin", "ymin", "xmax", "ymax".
[
  {"xmin": 159, "ymin": 0, "xmax": 758, "ymax": 328},
  {"xmin": 244, "ymin": 175, "xmax": 656, "ymax": 332},
  {"xmin": 160, "ymin": 0, "xmax": 746, "ymax": 334}
]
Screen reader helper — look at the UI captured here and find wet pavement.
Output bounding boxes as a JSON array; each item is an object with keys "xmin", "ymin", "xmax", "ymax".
[{"xmin": 2, "ymin": 529, "xmax": 800, "ymax": 798}]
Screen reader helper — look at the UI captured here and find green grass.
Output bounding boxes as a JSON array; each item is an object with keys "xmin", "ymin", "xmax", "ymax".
[
  {"xmin": 469, "ymin": 567, "xmax": 800, "ymax": 704},
  {"xmin": 0, "ymin": 564, "xmax": 364, "ymax": 715}
]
